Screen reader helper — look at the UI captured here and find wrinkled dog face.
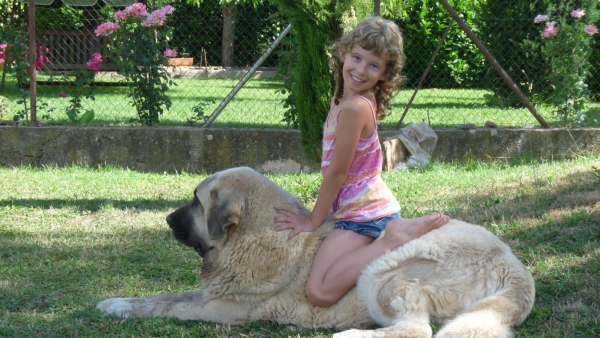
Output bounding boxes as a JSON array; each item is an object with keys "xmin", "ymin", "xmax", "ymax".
[
  {"xmin": 166, "ymin": 172, "xmax": 244, "ymax": 258},
  {"xmin": 166, "ymin": 186, "xmax": 211, "ymax": 258}
]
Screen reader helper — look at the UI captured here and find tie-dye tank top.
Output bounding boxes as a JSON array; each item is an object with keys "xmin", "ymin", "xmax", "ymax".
[{"xmin": 321, "ymin": 95, "xmax": 400, "ymax": 222}]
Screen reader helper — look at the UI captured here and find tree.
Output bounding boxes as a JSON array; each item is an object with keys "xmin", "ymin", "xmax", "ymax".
[
  {"xmin": 271, "ymin": 0, "xmax": 353, "ymax": 161},
  {"xmin": 181, "ymin": 0, "xmax": 262, "ymax": 67}
]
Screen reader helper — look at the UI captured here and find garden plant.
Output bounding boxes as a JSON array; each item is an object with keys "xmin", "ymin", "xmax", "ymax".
[
  {"xmin": 58, "ymin": 53, "xmax": 103, "ymax": 124},
  {"xmin": 534, "ymin": 2, "xmax": 599, "ymax": 125},
  {"xmin": 94, "ymin": 2, "xmax": 176, "ymax": 126}
]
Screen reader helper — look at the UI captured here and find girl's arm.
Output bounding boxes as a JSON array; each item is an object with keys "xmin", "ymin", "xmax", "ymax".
[{"xmin": 275, "ymin": 98, "xmax": 374, "ymax": 239}]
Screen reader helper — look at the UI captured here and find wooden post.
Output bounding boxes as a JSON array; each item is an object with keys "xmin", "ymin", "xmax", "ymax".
[
  {"xmin": 374, "ymin": 0, "xmax": 380, "ymax": 16},
  {"xmin": 437, "ymin": 0, "xmax": 550, "ymax": 128},
  {"xmin": 28, "ymin": 0, "xmax": 36, "ymax": 125}
]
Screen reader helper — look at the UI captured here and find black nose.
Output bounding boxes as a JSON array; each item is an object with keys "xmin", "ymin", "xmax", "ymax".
[{"xmin": 166, "ymin": 214, "xmax": 174, "ymax": 227}]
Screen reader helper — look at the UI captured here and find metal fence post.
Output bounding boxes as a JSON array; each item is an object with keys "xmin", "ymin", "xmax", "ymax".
[
  {"xmin": 28, "ymin": 0, "xmax": 37, "ymax": 125},
  {"xmin": 437, "ymin": 0, "xmax": 550, "ymax": 128},
  {"xmin": 202, "ymin": 23, "xmax": 292, "ymax": 128},
  {"xmin": 396, "ymin": 18, "xmax": 454, "ymax": 130}
]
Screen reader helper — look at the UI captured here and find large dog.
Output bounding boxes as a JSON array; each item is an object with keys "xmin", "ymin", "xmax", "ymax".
[{"xmin": 97, "ymin": 167, "xmax": 535, "ymax": 337}]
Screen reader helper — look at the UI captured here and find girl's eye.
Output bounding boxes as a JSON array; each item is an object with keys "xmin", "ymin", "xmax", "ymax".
[
  {"xmin": 353, "ymin": 55, "xmax": 360, "ymax": 61},
  {"xmin": 371, "ymin": 64, "xmax": 379, "ymax": 69}
]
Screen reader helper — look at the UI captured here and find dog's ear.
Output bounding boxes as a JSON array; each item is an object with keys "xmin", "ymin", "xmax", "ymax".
[{"xmin": 207, "ymin": 188, "xmax": 244, "ymax": 240}]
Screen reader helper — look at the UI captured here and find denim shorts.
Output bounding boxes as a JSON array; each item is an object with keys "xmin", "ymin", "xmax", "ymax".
[{"xmin": 334, "ymin": 212, "xmax": 400, "ymax": 239}]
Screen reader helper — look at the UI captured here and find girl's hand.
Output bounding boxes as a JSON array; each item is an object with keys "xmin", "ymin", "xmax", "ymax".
[{"xmin": 274, "ymin": 209, "xmax": 320, "ymax": 240}]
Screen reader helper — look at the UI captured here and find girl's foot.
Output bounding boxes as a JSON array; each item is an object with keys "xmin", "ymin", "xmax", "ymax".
[{"xmin": 382, "ymin": 213, "xmax": 450, "ymax": 248}]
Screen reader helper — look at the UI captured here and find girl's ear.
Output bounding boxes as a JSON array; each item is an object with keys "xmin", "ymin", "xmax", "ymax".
[{"xmin": 338, "ymin": 51, "xmax": 346, "ymax": 63}]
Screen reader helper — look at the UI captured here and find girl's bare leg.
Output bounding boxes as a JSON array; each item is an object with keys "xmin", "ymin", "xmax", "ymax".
[{"xmin": 306, "ymin": 212, "xmax": 449, "ymax": 307}]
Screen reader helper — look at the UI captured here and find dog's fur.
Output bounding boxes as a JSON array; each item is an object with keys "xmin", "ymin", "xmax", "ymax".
[{"xmin": 97, "ymin": 167, "xmax": 535, "ymax": 337}]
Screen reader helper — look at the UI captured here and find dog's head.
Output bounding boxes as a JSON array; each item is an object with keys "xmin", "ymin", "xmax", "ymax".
[
  {"xmin": 166, "ymin": 167, "xmax": 323, "ymax": 293},
  {"xmin": 166, "ymin": 167, "xmax": 254, "ymax": 258}
]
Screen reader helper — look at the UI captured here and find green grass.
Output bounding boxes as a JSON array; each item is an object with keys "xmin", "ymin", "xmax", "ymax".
[
  {"xmin": 1, "ymin": 74, "xmax": 599, "ymax": 128},
  {"xmin": 1, "ymin": 156, "xmax": 599, "ymax": 337}
]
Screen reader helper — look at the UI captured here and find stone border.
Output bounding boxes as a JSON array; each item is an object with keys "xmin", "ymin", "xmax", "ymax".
[{"xmin": 0, "ymin": 126, "xmax": 598, "ymax": 174}]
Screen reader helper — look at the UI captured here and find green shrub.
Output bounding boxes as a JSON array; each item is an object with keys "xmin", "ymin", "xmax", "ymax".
[
  {"xmin": 389, "ymin": 0, "xmax": 487, "ymax": 89},
  {"xmin": 271, "ymin": 0, "xmax": 353, "ymax": 162}
]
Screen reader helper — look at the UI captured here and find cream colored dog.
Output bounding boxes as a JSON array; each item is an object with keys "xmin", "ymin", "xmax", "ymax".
[{"xmin": 97, "ymin": 167, "xmax": 535, "ymax": 338}]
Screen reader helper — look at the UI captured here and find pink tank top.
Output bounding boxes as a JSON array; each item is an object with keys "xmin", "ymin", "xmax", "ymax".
[{"xmin": 321, "ymin": 95, "xmax": 400, "ymax": 222}]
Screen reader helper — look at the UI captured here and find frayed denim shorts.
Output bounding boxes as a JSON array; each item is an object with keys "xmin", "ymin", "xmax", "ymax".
[{"xmin": 334, "ymin": 212, "xmax": 400, "ymax": 239}]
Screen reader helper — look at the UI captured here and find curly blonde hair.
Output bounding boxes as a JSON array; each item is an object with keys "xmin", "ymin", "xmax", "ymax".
[{"xmin": 330, "ymin": 16, "xmax": 406, "ymax": 120}]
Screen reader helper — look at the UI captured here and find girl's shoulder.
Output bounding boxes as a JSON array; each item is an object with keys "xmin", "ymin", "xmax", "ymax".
[{"xmin": 340, "ymin": 95, "xmax": 376, "ymax": 117}]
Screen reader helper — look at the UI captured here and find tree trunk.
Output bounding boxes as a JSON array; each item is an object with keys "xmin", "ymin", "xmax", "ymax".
[{"xmin": 221, "ymin": 3, "xmax": 237, "ymax": 68}]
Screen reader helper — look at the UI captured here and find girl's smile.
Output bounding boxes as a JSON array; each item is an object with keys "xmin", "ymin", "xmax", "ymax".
[{"xmin": 341, "ymin": 45, "xmax": 389, "ymax": 96}]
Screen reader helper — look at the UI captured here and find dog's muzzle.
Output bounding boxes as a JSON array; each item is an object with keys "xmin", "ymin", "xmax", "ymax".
[{"xmin": 166, "ymin": 207, "xmax": 206, "ymax": 258}]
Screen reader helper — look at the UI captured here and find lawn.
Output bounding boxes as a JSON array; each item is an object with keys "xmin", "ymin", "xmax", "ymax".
[
  {"xmin": 1, "ymin": 156, "xmax": 599, "ymax": 337},
  {"xmin": 1, "ymin": 74, "xmax": 599, "ymax": 129}
]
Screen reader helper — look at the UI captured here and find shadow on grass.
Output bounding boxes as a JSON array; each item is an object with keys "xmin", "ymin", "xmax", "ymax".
[
  {"xmin": 443, "ymin": 167, "xmax": 599, "ymax": 336},
  {"xmin": 1, "ymin": 165, "xmax": 598, "ymax": 336}
]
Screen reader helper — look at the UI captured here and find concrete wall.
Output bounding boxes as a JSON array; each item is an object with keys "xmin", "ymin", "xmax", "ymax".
[{"xmin": 1, "ymin": 126, "xmax": 598, "ymax": 174}]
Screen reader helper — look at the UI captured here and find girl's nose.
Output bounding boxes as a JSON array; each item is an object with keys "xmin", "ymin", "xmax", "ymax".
[{"xmin": 356, "ymin": 63, "xmax": 366, "ymax": 74}]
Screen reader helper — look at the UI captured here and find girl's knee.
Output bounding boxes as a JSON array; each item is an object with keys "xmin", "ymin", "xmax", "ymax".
[{"xmin": 305, "ymin": 284, "xmax": 337, "ymax": 308}]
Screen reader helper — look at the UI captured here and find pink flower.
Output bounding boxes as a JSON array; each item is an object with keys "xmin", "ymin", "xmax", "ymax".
[
  {"xmin": 34, "ymin": 122, "xmax": 44, "ymax": 127},
  {"xmin": 115, "ymin": 3, "xmax": 148, "ymax": 20},
  {"xmin": 59, "ymin": 92, "xmax": 67, "ymax": 98},
  {"xmin": 87, "ymin": 53, "xmax": 103, "ymax": 72},
  {"xmin": 142, "ymin": 10, "xmax": 166, "ymax": 27},
  {"xmin": 95, "ymin": 22, "xmax": 121, "ymax": 36},
  {"xmin": 35, "ymin": 45, "xmax": 49, "ymax": 70},
  {"xmin": 584, "ymin": 25, "xmax": 598, "ymax": 35},
  {"xmin": 164, "ymin": 48, "xmax": 177, "ymax": 58},
  {"xmin": 543, "ymin": 23, "xmax": 558, "ymax": 38},
  {"xmin": 115, "ymin": 10, "xmax": 128, "ymax": 21},
  {"xmin": 158, "ymin": 5, "xmax": 174, "ymax": 15},
  {"xmin": 571, "ymin": 9, "xmax": 585, "ymax": 18},
  {"xmin": 127, "ymin": 3, "xmax": 148, "ymax": 18},
  {"xmin": 534, "ymin": 14, "xmax": 549, "ymax": 23},
  {"xmin": 0, "ymin": 42, "xmax": 7, "ymax": 63},
  {"xmin": 35, "ymin": 59, "xmax": 45, "ymax": 70}
]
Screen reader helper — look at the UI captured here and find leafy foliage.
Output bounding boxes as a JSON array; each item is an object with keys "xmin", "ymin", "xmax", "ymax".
[
  {"xmin": 168, "ymin": 0, "xmax": 284, "ymax": 67},
  {"xmin": 59, "ymin": 69, "xmax": 97, "ymax": 124},
  {"xmin": 0, "ymin": 28, "xmax": 40, "ymax": 124},
  {"xmin": 535, "ymin": 0, "xmax": 599, "ymax": 125},
  {"xmin": 188, "ymin": 99, "xmax": 215, "ymax": 126},
  {"xmin": 99, "ymin": 3, "xmax": 176, "ymax": 125},
  {"xmin": 274, "ymin": 32, "xmax": 297, "ymax": 128},
  {"xmin": 382, "ymin": 0, "xmax": 487, "ymax": 89},
  {"xmin": 270, "ymin": 0, "xmax": 353, "ymax": 162}
]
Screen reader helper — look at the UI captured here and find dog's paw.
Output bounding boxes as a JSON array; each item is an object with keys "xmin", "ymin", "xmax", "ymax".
[
  {"xmin": 332, "ymin": 329, "xmax": 371, "ymax": 338},
  {"xmin": 96, "ymin": 298, "xmax": 138, "ymax": 318}
]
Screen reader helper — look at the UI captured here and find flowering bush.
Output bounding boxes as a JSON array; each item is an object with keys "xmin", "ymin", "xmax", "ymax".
[
  {"xmin": 0, "ymin": 27, "xmax": 51, "ymax": 124},
  {"xmin": 163, "ymin": 48, "xmax": 177, "ymax": 58},
  {"xmin": 535, "ymin": 3, "xmax": 598, "ymax": 125},
  {"xmin": 0, "ymin": 42, "xmax": 8, "ymax": 65},
  {"xmin": 60, "ymin": 53, "xmax": 102, "ymax": 124},
  {"xmin": 95, "ymin": 2, "xmax": 175, "ymax": 125}
]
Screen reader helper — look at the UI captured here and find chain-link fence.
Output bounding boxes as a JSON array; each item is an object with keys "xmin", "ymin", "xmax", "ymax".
[{"xmin": 1, "ymin": 0, "xmax": 599, "ymax": 128}]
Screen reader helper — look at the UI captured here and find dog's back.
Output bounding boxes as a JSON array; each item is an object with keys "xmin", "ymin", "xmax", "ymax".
[{"xmin": 351, "ymin": 220, "xmax": 535, "ymax": 338}]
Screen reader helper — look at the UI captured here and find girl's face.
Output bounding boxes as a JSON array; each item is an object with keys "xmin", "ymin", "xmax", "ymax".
[{"xmin": 340, "ymin": 44, "xmax": 389, "ymax": 95}]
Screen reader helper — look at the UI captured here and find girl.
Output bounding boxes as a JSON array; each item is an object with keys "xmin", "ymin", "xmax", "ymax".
[{"xmin": 275, "ymin": 16, "xmax": 449, "ymax": 308}]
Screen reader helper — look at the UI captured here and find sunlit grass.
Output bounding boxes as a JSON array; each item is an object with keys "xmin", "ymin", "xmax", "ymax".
[
  {"xmin": 1, "ymin": 74, "xmax": 598, "ymax": 128},
  {"xmin": 1, "ymin": 155, "xmax": 598, "ymax": 336}
]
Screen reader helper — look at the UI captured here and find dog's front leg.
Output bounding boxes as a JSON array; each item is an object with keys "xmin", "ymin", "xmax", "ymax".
[{"xmin": 96, "ymin": 290, "xmax": 250, "ymax": 324}]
